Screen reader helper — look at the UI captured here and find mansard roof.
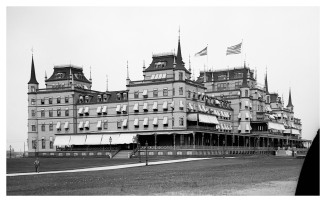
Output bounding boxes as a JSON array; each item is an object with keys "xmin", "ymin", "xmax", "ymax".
[{"xmin": 46, "ymin": 65, "xmax": 91, "ymax": 84}]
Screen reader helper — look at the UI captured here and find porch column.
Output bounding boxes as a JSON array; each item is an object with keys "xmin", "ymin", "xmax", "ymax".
[
  {"xmin": 210, "ymin": 133, "xmax": 212, "ymax": 147},
  {"xmin": 217, "ymin": 134, "xmax": 220, "ymax": 147},
  {"xmin": 193, "ymin": 132, "xmax": 195, "ymax": 149},
  {"xmin": 238, "ymin": 136, "xmax": 239, "ymax": 148},
  {"xmin": 154, "ymin": 133, "xmax": 157, "ymax": 150},
  {"xmin": 202, "ymin": 133, "xmax": 204, "ymax": 146},
  {"xmin": 173, "ymin": 134, "xmax": 176, "ymax": 150},
  {"xmin": 225, "ymin": 134, "xmax": 227, "ymax": 146}
]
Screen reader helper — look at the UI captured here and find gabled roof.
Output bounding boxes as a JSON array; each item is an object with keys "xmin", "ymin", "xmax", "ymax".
[
  {"xmin": 28, "ymin": 55, "xmax": 39, "ymax": 84},
  {"xmin": 46, "ymin": 65, "xmax": 91, "ymax": 84}
]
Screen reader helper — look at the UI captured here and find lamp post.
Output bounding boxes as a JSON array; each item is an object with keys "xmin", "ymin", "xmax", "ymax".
[
  {"xmin": 145, "ymin": 141, "xmax": 148, "ymax": 166},
  {"xmin": 138, "ymin": 142, "xmax": 141, "ymax": 163},
  {"xmin": 109, "ymin": 136, "xmax": 112, "ymax": 158}
]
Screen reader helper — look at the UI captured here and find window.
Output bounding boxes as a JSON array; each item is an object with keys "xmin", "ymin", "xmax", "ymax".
[
  {"xmin": 49, "ymin": 97, "xmax": 52, "ymax": 104},
  {"xmin": 49, "ymin": 123, "xmax": 53, "ymax": 131},
  {"xmin": 32, "ymin": 125, "xmax": 36, "ymax": 131},
  {"xmin": 41, "ymin": 98, "xmax": 45, "ymax": 105},
  {"xmin": 103, "ymin": 120, "xmax": 108, "ymax": 129},
  {"xmin": 117, "ymin": 93, "xmax": 121, "ymax": 100},
  {"xmin": 31, "ymin": 98, "xmax": 35, "ymax": 105},
  {"xmin": 117, "ymin": 120, "xmax": 122, "ymax": 129},
  {"xmin": 179, "ymin": 72, "xmax": 183, "ymax": 80},
  {"xmin": 31, "ymin": 86, "xmax": 35, "ymax": 92},
  {"xmin": 85, "ymin": 96, "xmax": 89, "ymax": 103},
  {"xmin": 123, "ymin": 93, "xmax": 128, "ymax": 100},
  {"xmin": 218, "ymin": 74, "xmax": 227, "ymax": 81},
  {"xmin": 32, "ymin": 140, "xmax": 36, "ymax": 149},
  {"xmin": 179, "ymin": 117, "xmax": 184, "ymax": 126},
  {"xmin": 163, "ymin": 88, "xmax": 168, "ymax": 96},
  {"xmin": 267, "ymin": 96, "xmax": 270, "ymax": 103},
  {"xmin": 65, "ymin": 108, "xmax": 69, "ymax": 116},
  {"xmin": 41, "ymin": 124, "xmax": 45, "ymax": 131},
  {"xmin": 42, "ymin": 138, "xmax": 45, "ymax": 149},
  {"xmin": 173, "ymin": 88, "xmax": 175, "ymax": 96},
  {"xmin": 234, "ymin": 72, "xmax": 243, "ymax": 79},
  {"xmin": 245, "ymin": 90, "xmax": 248, "ymax": 97},
  {"xmin": 31, "ymin": 109, "xmax": 35, "ymax": 117},
  {"xmin": 50, "ymin": 137, "xmax": 53, "ymax": 149},
  {"xmin": 103, "ymin": 94, "xmax": 107, "ymax": 102},
  {"xmin": 134, "ymin": 91, "xmax": 139, "ymax": 99},
  {"xmin": 179, "ymin": 87, "xmax": 183, "ymax": 95},
  {"xmin": 57, "ymin": 97, "xmax": 61, "ymax": 104},
  {"xmin": 49, "ymin": 109, "xmax": 53, "ymax": 117},
  {"xmin": 172, "ymin": 117, "xmax": 174, "ymax": 127},
  {"xmin": 65, "ymin": 97, "xmax": 69, "ymax": 103},
  {"xmin": 41, "ymin": 109, "xmax": 45, "ymax": 117},
  {"xmin": 187, "ymin": 91, "xmax": 191, "ymax": 98},
  {"xmin": 153, "ymin": 89, "xmax": 158, "ymax": 97},
  {"xmin": 57, "ymin": 108, "xmax": 61, "ymax": 117},
  {"xmin": 235, "ymin": 81, "xmax": 242, "ymax": 89}
]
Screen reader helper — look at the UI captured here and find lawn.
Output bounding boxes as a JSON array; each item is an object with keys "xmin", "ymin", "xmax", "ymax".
[{"xmin": 6, "ymin": 156, "xmax": 304, "ymax": 195}]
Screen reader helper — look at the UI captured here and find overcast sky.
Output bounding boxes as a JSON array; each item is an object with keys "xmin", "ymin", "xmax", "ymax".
[{"xmin": 6, "ymin": 7, "xmax": 319, "ymax": 151}]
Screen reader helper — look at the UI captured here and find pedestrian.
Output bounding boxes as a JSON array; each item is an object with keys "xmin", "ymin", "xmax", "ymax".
[{"xmin": 34, "ymin": 158, "xmax": 40, "ymax": 173}]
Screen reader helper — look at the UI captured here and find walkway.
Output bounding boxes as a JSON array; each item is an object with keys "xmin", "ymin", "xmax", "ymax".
[{"xmin": 7, "ymin": 157, "xmax": 211, "ymax": 177}]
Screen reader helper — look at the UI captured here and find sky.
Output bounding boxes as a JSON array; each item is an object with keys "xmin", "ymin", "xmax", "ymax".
[{"xmin": 6, "ymin": 6, "xmax": 320, "ymax": 151}]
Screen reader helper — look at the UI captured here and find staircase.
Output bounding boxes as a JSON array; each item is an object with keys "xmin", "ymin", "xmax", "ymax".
[{"xmin": 113, "ymin": 150, "xmax": 133, "ymax": 159}]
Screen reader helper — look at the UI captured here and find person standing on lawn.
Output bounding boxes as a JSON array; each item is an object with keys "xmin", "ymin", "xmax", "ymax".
[{"xmin": 34, "ymin": 158, "xmax": 40, "ymax": 173}]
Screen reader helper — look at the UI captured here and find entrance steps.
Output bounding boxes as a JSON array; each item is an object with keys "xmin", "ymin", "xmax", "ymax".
[{"xmin": 113, "ymin": 150, "xmax": 133, "ymax": 159}]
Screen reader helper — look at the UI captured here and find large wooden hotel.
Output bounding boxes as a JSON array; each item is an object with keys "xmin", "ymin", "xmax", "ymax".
[{"xmin": 27, "ymin": 36, "xmax": 311, "ymax": 158}]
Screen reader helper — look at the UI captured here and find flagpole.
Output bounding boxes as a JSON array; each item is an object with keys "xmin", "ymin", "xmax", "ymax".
[{"xmin": 241, "ymin": 39, "xmax": 244, "ymax": 67}]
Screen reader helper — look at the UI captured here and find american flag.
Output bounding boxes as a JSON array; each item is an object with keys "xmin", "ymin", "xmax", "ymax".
[
  {"xmin": 226, "ymin": 42, "xmax": 242, "ymax": 55},
  {"xmin": 195, "ymin": 46, "xmax": 207, "ymax": 57}
]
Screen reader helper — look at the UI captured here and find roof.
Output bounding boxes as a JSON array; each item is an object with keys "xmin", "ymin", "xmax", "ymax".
[
  {"xmin": 144, "ymin": 39, "xmax": 190, "ymax": 74},
  {"xmin": 28, "ymin": 55, "xmax": 39, "ymax": 84},
  {"xmin": 287, "ymin": 89, "xmax": 294, "ymax": 107},
  {"xmin": 46, "ymin": 65, "xmax": 91, "ymax": 84}
]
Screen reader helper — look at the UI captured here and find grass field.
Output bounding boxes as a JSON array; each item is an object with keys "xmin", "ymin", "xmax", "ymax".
[{"xmin": 6, "ymin": 156, "xmax": 304, "ymax": 195}]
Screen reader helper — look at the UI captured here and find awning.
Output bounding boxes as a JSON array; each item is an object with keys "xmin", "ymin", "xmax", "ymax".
[
  {"xmin": 268, "ymin": 122, "xmax": 286, "ymax": 131},
  {"xmin": 187, "ymin": 113, "xmax": 197, "ymax": 122},
  {"xmin": 292, "ymin": 129, "xmax": 300, "ymax": 135},
  {"xmin": 170, "ymin": 101, "xmax": 174, "ymax": 108},
  {"xmin": 64, "ymin": 122, "xmax": 69, "ymax": 129},
  {"xmin": 245, "ymin": 124, "xmax": 250, "ymax": 131},
  {"xmin": 134, "ymin": 118, "xmax": 139, "ymax": 126},
  {"xmin": 84, "ymin": 107, "xmax": 89, "ymax": 114},
  {"xmin": 84, "ymin": 121, "xmax": 90, "ymax": 128},
  {"xmin": 265, "ymin": 106, "xmax": 272, "ymax": 112},
  {"xmin": 224, "ymin": 112, "xmax": 229, "ymax": 118},
  {"xmin": 97, "ymin": 120, "xmax": 102, "ymax": 128},
  {"xmin": 238, "ymin": 113, "xmax": 241, "ymax": 119},
  {"xmin": 245, "ymin": 101, "xmax": 249, "ymax": 107},
  {"xmin": 188, "ymin": 103, "xmax": 193, "ymax": 110},
  {"xmin": 102, "ymin": 106, "xmax": 107, "ymax": 113},
  {"xmin": 220, "ymin": 111, "xmax": 225, "ymax": 117},
  {"xmin": 143, "ymin": 102, "xmax": 148, "ymax": 110},
  {"xmin": 133, "ymin": 103, "xmax": 139, "ymax": 111},
  {"xmin": 85, "ymin": 135, "xmax": 103, "ymax": 145},
  {"xmin": 122, "ymin": 105, "xmax": 127, "ymax": 112},
  {"xmin": 143, "ymin": 117, "xmax": 149, "ymax": 126},
  {"xmin": 162, "ymin": 101, "xmax": 168, "ymax": 110},
  {"xmin": 179, "ymin": 101, "xmax": 184, "ymax": 109},
  {"xmin": 97, "ymin": 106, "xmax": 102, "ymax": 113},
  {"xmin": 53, "ymin": 135, "xmax": 71, "ymax": 146},
  {"xmin": 56, "ymin": 122, "xmax": 61, "ymax": 129},
  {"xmin": 284, "ymin": 129, "xmax": 291, "ymax": 133},
  {"xmin": 101, "ymin": 134, "xmax": 136, "ymax": 145},
  {"xmin": 163, "ymin": 117, "xmax": 168, "ymax": 125},
  {"xmin": 78, "ymin": 107, "xmax": 83, "ymax": 114},
  {"xmin": 198, "ymin": 114, "xmax": 219, "ymax": 124},
  {"xmin": 153, "ymin": 102, "xmax": 158, "ymax": 110},
  {"xmin": 122, "ymin": 119, "xmax": 128, "ymax": 127},
  {"xmin": 245, "ymin": 112, "xmax": 250, "ymax": 119},
  {"xmin": 269, "ymin": 114, "xmax": 275, "ymax": 119},
  {"xmin": 249, "ymin": 102, "xmax": 252, "ymax": 108},
  {"xmin": 215, "ymin": 99, "xmax": 220, "ymax": 105},
  {"xmin": 69, "ymin": 135, "xmax": 86, "ymax": 145},
  {"xmin": 277, "ymin": 113, "xmax": 282, "ymax": 117},
  {"xmin": 142, "ymin": 89, "xmax": 148, "ymax": 96},
  {"xmin": 238, "ymin": 125, "xmax": 241, "ymax": 130},
  {"xmin": 78, "ymin": 121, "xmax": 84, "ymax": 129},
  {"xmin": 283, "ymin": 114, "xmax": 288, "ymax": 119},
  {"xmin": 220, "ymin": 124, "xmax": 225, "ymax": 130},
  {"xmin": 153, "ymin": 117, "xmax": 158, "ymax": 125},
  {"xmin": 216, "ymin": 124, "xmax": 220, "ymax": 129},
  {"xmin": 116, "ymin": 104, "xmax": 121, "ymax": 112},
  {"xmin": 198, "ymin": 105, "xmax": 203, "ymax": 112}
]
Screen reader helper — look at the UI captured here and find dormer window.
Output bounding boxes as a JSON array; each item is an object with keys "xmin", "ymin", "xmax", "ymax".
[
  {"xmin": 117, "ymin": 93, "xmax": 121, "ymax": 100},
  {"xmin": 85, "ymin": 96, "xmax": 89, "ymax": 103},
  {"xmin": 103, "ymin": 94, "xmax": 107, "ymax": 102},
  {"xmin": 154, "ymin": 61, "xmax": 167, "ymax": 68},
  {"xmin": 123, "ymin": 93, "xmax": 128, "ymax": 100},
  {"xmin": 179, "ymin": 72, "xmax": 183, "ymax": 80},
  {"xmin": 79, "ymin": 96, "xmax": 84, "ymax": 103},
  {"xmin": 98, "ymin": 95, "xmax": 102, "ymax": 102},
  {"xmin": 218, "ymin": 74, "xmax": 227, "ymax": 81}
]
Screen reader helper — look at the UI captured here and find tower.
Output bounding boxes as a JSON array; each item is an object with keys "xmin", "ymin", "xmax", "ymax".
[
  {"xmin": 126, "ymin": 61, "xmax": 130, "ymax": 85},
  {"xmin": 239, "ymin": 69, "xmax": 251, "ymax": 133}
]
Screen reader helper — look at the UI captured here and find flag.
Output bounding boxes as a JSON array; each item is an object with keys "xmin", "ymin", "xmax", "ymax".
[
  {"xmin": 195, "ymin": 47, "xmax": 207, "ymax": 57},
  {"xmin": 226, "ymin": 42, "xmax": 242, "ymax": 55}
]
